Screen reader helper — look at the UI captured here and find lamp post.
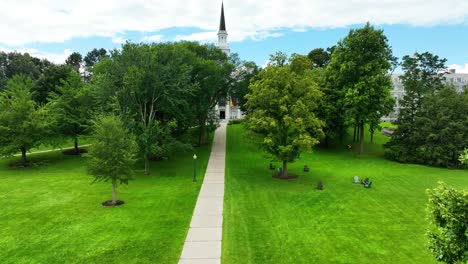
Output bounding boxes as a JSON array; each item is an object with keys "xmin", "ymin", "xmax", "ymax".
[{"xmin": 193, "ymin": 154, "xmax": 197, "ymax": 182}]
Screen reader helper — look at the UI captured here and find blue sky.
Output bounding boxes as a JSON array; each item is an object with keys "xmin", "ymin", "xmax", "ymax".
[{"xmin": 1, "ymin": 0, "xmax": 467, "ymax": 72}]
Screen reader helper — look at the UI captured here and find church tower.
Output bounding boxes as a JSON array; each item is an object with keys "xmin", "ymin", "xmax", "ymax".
[{"xmin": 217, "ymin": 2, "xmax": 230, "ymax": 56}]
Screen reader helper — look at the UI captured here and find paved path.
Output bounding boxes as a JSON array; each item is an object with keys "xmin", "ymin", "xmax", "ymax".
[
  {"xmin": 179, "ymin": 122, "xmax": 227, "ymax": 264},
  {"xmin": 12, "ymin": 145, "xmax": 91, "ymax": 157}
]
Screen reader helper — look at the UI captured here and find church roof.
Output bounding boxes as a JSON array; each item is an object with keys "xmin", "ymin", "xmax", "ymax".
[{"xmin": 219, "ymin": 2, "xmax": 226, "ymax": 31}]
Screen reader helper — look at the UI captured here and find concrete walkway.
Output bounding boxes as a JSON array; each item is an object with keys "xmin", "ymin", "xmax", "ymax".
[{"xmin": 179, "ymin": 122, "xmax": 227, "ymax": 264}]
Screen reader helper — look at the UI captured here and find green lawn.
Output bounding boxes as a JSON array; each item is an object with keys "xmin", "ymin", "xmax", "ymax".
[
  {"xmin": 0, "ymin": 142, "xmax": 212, "ymax": 263},
  {"xmin": 223, "ymin": 124, "xmax": 468, "ymax": 264}
]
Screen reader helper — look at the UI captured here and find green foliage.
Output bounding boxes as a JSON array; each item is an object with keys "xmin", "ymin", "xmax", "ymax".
[
  {"xmin": 384, "ymin": 53, "xmax": 466, "ymax": 168},
  {"xmin": 32, "ymin": 64, "xmax": 73, "ymax": 104},
  {"xmin": 0, "ymin": 75, "xmax": 52, "ymax": 164},
  {"xmin": 327, "ymin": 23, "xmax": 396, "ymax": 154},
  {"xmin": 245, "ymin": 57, "xmax": 324, "ymax": 177},
  {"xmin": 91, "ymin": 42, "xmax": 193, "ymax": 173},
  {"xmin": 427, "ymin": 182, "xmax": 468, "ymax": 264},
  {"xmin": 49, "ymin": 71, "xmax": 93, "ymax": 152},
  {"xmin": 86, "ymin": 115, "xmax": 138, "ymax": 190},
  {"xmin": 65, "ymin": 52, "xmax": 83, "ymax": 73},
  {"xmin": 83, "ymin": 48, "xmax": 109, "ymax": 80},
  {"xmin": 307, "ymin": 47, "xmax": 333, "ymax": 68},
  {"xmin": 459, "ymin": 149, "xmax": 468, "ymax": 165},
  {"xmin": 0, "ymin": 51, "xmax": 51, "ymax": 90},
  {"xmin": 228, "ymin": 118, "xmax": 244, "ymax": 125},
  {"xmin": 229, "ymin": 54, "xmax": 259, "ymax": 112},
  {"xmin": 414, "ymin": 87, "xmax": 468, "ymax": 167},
  {"xmin": 180, "ymin": 42, "xmax": 234, "ymax": 145}
]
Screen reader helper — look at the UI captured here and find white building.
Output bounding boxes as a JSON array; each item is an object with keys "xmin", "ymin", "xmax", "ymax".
[
  {"xmin": 383, "ymin": 70, "xmax": 468, "ymax": 121},
  {"xmin": 214, "ymin": 2, "xmax": 243, "ymax": 120}
]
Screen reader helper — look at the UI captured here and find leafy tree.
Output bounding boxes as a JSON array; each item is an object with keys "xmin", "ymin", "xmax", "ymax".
[
  {"xmin": 427, "ymin": 182, "xmax": 468, "ymax": 264},
  {"xmin": 459, "ymin": 149, "xmax": 468, "ymax": 165},
  {"xmin": 83, "ymin": 48, "xmax": 109, "ymax": 80},
  {"xmin": 307, "ymin": 47, "xmax": 332, "ymax": 68},
  {"xmin": 0, "ymin": 75, "xmax": 51, "ymax": 166},
  {"xmin": 385, "ymin": 52, "xmax": 449, "ymax": 164},
  {"xmin": 32, "ymin": 64, "xmax": 73, "ymax": 104},
  {"xmin": 49, "ymin": 71, "xmax": 93, "ymax": 153},
  {"xmin": 93, "ymin": 42, "xmax": 193, "ymax": 174},
  {"xmin": 0, "ymin": 51, "xmax": 50, "ymax": 90},
  {"xmin": 245, "ymin": 56, "xmax": 324, "ymax": 178},
  {"xmin": 181, "ymin": 42, "xmax": 234, "ymax": 145},
  {"xmin": 65, "ymin": 52, "xmax": 82, "ymax": 73},
  {"xmin": 230, "ymin": 58, "xmax": 259, "ymax": 113},
  {"xmin": 327, "ymin": 23, "xmax": 396, "ymax": 153},
  {"xmin": 411, "ymin": 86, "xmax": 468, "ymax": 167},
  {"xmin": 86, "ymin": 115, "xmax": 138, "ymax": 205},
  {"xmin": 289, "ymin": 53, "xmax": 312, "ymax": 74}
]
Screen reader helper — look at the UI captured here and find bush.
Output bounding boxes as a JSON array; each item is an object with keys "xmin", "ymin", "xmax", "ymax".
[{"xmin": 228, "ymin": 118, "xmax": 244, "ymax": 125}]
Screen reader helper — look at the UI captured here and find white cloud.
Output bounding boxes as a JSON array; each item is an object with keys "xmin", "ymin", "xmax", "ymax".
[
  {"xmin": 112, "ymin": 37, "xmax": 127, "ymax": 44},
  {"xmin": 448, "ymin": 64, "xmax": 468, "ymax": 73},
  {"xmin": 141, "ymin": 34, "xmax": 164, "ymax": 43},
  {"xmin": 0, "ymin": 0, "xmax": 467, "ymax": 46},
  {"xmin": 0, "ymin": 46, "xmax": 72, "ymax": 64}
]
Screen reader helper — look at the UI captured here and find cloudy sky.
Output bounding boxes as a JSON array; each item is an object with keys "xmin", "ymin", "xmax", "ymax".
[{"xmin": 0, "ymin": 0, "xmax": 467, "ymax": 72}]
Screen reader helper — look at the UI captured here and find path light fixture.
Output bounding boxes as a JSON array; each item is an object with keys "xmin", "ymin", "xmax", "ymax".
[{"xmin": 193, "ymin": 154, "xmax": 197, "ymax": 182}]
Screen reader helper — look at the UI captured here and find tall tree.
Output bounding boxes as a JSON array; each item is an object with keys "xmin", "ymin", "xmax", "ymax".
[
  {"xmin": 0, "ymin": 75, "xmax": 52, "ymax": 166},
  {"xmin": 49, "ymin": 71, "xmax": 93, "ymax": 154},
  {"xmin": 0, "ymin": 51, "xmax": 50, "ymax": 90},
  {"xmin": 93, "ymin": 42, "xmax": 193, "ymax": 174},
  {"xmin": 229, "ymin": 58, "xmax": 259, "ymax": 113},
  {"xmin": 245, "ymin": 56, "xmax": 324, "ymax": 178},
  {"xmin": 182, "ymin": 42, "xmax": 234, "ymax": 146},
  {"xmin": 385, "ymin": 52, "xmax": 448, "ymax": 163},
  {"xmin": 32, "ymin": 64, "xmax": 72, "ymax": 104},
  {"xmin": 427, "ymin": 182, "xmax": 468, "ymax": 264},
  {"xmin": 412, "ymin": 86, "xmax": 468, "ymax": 167},
  {"xmin": 83, "ymin": 48, "xmax": 109, "ymax": 80},
  {"xmin": 328, "ymin": 23, "xmax": 396, "ymax": 153},
  {"xmin": 307, "ymin": 47, "xmax": 332, "ymax": 68},
  {"xmin": 86, "ymin": 115, "xmax": 138, "ymax": 205},
  {"xmin": 65, "ymin": 52, "xmax": 82, "ymax": 73}
]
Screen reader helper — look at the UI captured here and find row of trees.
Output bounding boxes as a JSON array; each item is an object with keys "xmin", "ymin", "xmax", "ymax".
[
  {"xmin": 245, "ymin": 23, "xmax": 397, "ymax": 177},
  {"xmin": 0, "ymin": 42, "xmax": 256, "ymax": 173}
]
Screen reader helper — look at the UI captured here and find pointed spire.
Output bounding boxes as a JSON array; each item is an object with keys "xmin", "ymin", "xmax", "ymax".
[{"xmin": 219, "ymin": 2, "xmax": 226, "ymax": 31}]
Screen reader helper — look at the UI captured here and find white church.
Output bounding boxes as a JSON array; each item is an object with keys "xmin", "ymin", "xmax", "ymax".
[{"xmin": 214, "ymin": 2, "xmax": 243, "ymax": 120}]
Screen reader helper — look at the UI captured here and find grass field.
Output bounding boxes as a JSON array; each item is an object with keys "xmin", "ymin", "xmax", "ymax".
[
  {"xmin": 0, "ymin": 140, "xmax": 212, "ymax": 263},
  {"xmin": 222, "ymin": 124, "xmax": 468, "ymax": 264}
]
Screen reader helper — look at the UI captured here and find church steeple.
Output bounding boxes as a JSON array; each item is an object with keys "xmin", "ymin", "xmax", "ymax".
[
  {"xmin": 217, "ymin": 1, "xmax": 230, "ymax": 55},
  {"xmin": 219, "ymin": 2, "xmax": 226, "ymax": 31}
]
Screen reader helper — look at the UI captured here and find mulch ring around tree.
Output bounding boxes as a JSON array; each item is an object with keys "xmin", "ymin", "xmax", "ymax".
[
  {"xmin": 8, "ymin": 161, "xmax": 32, "ymax": 168},
  {"xmin": 62, "ymin": 148, "xmax": 88, "ymax": 155},
  {"xmin": 273, "ymin": 173, "xmax": 298, "ymax": 180},
  {"xmin": 102, "ymin": 200, "xmax": 125, "ymax": 206},
  {"xmin": 8, "ymin": 160, "xmax": 49, "ymax": 168}
]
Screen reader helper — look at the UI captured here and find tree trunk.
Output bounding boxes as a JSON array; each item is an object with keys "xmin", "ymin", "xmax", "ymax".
[
  {"xmin": 144, "ymin": 157, "xmax": 150, "ymax": 175},
  {"xmin": 198, "ymin": 123, "xmax": 207, "ymax": 146},
  {"xmin": 356, "ymin": 124, "xmax": 360, "ymax": 143},
  {"xmin": 20, "ymin": 145, "xmax": 27, "ymax": 166},
  {"xmin": 353, "ymin": 124, "xmax": 357, "ymax": 142},
  {"xmin": 74, "ymin": 136, "xmax": 79, "ymax": 153},
  {"xmin": 370, "ymin": 130, "xmax": 374, "ymax": 143},
  {"xmin": 112, "ymin": 178, "xmax": 117, "ymax": 204},
  {"xmin": 359, "ymin": 122, "xmax": 365, "ymax": 154},
  {"xmin": 282, "ymin": 160, "xmax": 288, "ymax": 178}
]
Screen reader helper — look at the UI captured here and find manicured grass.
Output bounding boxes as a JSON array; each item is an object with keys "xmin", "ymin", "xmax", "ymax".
[
  {"xmin": 223, "ymin": 124, "xmax": 468, "ymax": 264},
  {"xmin": 0, "ymin": 141, "xmax": 212, "ymax": 263}
]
